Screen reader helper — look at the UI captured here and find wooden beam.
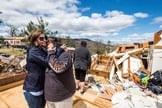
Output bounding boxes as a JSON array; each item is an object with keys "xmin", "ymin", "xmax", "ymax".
[{"xmin": 74, "ymin": 90, "xmax": 112, "ymax": 108}]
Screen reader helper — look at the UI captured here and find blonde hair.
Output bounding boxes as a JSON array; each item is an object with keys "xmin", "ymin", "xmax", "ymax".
[{"xmin": 28, "ymin": 30, "xmax": 44, "ymax": 45}]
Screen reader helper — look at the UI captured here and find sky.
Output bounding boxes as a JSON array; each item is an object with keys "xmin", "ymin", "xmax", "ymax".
[{"xmin": 0, "ymin": 0, "xmax": 162, "ymax": 44}]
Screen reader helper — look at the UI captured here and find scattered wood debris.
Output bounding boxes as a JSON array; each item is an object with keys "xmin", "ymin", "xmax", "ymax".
[{"xmin": 76, "ymin": 30, "xmax": 162, "ymax": 108}]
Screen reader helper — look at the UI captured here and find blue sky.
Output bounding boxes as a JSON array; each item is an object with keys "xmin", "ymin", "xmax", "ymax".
[{"xmin": 0, "ymin": 0, "xmax": 162, "ymax": 44}]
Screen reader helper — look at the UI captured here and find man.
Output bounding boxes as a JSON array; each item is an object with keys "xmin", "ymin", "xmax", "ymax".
[{"xmin": 73, "ymin": 41, "xmax": 91, "ymax": 94}]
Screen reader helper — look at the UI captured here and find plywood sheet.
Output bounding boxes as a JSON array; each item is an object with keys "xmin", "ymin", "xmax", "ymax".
[{"xmin": 151, "ymin": 48, "xmax": 162, "ymax": 73}]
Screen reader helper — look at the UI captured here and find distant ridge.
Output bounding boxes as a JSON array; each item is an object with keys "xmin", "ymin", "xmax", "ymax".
[
  {"xmin": 73, "ymin": 38, "xmax": 93, "ymax": 42},
  {"xmin": 72, "ymin": 38, "xmax": 106, "ymax": 46}
]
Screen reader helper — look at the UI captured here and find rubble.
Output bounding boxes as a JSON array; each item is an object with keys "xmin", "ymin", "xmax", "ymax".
[
  {"xmin": 82, "ymin": 30, "xmax": 162, "ymax": 108},
  {"xmin": 0, "ymin": 54, "xmax": 25, "ymax": 73},
  {"xmin": 0, "ymin": 54, "xmax": 26, "ymax": 88}
]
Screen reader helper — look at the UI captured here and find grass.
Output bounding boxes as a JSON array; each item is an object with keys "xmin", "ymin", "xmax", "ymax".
[{"xmin": 0, "ymin": 47, "xmax": 26, "ymax": 56}]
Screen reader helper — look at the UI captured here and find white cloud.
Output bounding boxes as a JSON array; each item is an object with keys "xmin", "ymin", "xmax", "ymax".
[
  {"xmin": 112, "ymin": 32, "xmax": 154, "ymax": 44},
  {"xmin": 134, "ymin": 12, "xmax": 148, "ymax": 18},
  {"xmin": 153, "ymin": 17, "xmax": 162, "ymax": 23},
  {"xmin": 129, "ymin": 33, "xmax": 154, "ymax": 41},
  {"xmin": 0, "ymin": 25, "xmax": 10, "ymax": 32},
  {"xmin": 80, "ymin": 7, "xmax": 91, "ymax": 12},
  {"xmin": 112, "ymin": 32, "xmax": 119, "ymax": 36},
  {"xmin": 105, "ymin": 10, "xmax": 123, "ymax": 17},
  {"xmin": 80, "ymin": 32, "xmax": 109, "ymax": 37},
  {"xmin": 0, "ymin": 26, "xmax": 10, "ymax": 36},
  {"xmin": 0, "ymin": 32, "xmax": 9, "ymax": 36},
  {"xmin": 91, "ymin": 13, "xmax": 102, "ymax": 19},
  {"xmin": 0, "ymin": 0, "xmax": 149, "ymax": 44},
  {"xmin": 160, "ymin": 25, "xmax": 162, "ymax": 28}
]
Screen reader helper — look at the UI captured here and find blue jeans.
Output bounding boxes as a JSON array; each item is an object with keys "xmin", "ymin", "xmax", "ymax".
[{"xmin": 24, "ymin": 92, "xmax": 46, "ymax": 108}]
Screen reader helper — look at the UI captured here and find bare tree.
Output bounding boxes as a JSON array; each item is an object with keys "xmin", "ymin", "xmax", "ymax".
[
  {"xmin": 9, "ymin": 25, "xmax": 18, "ymax": 37},
  {"xmin": 0, "ymin": 11, "xmax": 3, "ymax": 24}
]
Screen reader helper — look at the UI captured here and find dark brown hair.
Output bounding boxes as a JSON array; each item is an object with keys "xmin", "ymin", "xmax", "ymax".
[
  {"xmin": 48, "ymin": 37, "xmax": 62, "ymax": 47},
  {"xmin": 81, "ymin": 41, "xmax": 87, "ymax": 47}
]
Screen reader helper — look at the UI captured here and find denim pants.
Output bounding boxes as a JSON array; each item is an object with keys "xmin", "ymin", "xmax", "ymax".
[{"xmin": 24, "ymin": 91, "xmax": 46, "ymax": 108}]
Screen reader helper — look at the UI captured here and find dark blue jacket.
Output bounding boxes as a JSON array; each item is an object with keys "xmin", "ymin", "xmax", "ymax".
[{"xmin": 23, "ymin": 45, "xmax": 48, "ymax": 92}]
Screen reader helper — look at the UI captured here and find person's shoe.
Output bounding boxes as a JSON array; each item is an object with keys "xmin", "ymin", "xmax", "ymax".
[
  {"xmin": 80, "ymin": 87, "xmax": 86, "ymax": 94},
  {"xmin": 80, "ymin": 89, "xmax": 85, "ymax": 94}
]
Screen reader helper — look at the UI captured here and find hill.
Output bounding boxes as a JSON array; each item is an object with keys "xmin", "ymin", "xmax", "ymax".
[{"xmin": 71, "ymin": 38, "xmax": 115, "ymax": 54}]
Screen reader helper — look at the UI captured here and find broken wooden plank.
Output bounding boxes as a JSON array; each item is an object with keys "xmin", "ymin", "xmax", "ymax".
[
  {"xmin": 117, "ymin": 53, "xmax": 129, "ymax": 65},
  {"xmin": 109, "ymin": 48, "xmax": 148, "ymax": 58},
  {"xmin": 74, "ymin": 89, "xmax": 112, "ymax": 108}
]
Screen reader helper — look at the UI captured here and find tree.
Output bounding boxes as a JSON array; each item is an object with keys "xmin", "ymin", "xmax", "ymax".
[
  {"xmin": 48, "ymin": 30, "xmax": 58, "ymax": 37},
  {"xmin": 21, "ymin": 17, "xmax": 47, "ymax": 36},
  {"xmin": 95, "ymin": 40, "xmax": 106, "ymax": 54},
  {"xmin": 106, "ymin": 40, "xmax": 111, "ymax": 53},
  {"xmin": 107, "ymin": 40, "xmax": 111, "ymax": 45},
  {"xmin": 0, "ymin": 11, "xmax": 3, "ymax": 24},
  {"xmin": 21, "ymin": 21, "xmax": 37, "ymax": 36},
  {"xmin": 0, "ymin": 36, "xmax": 5, "ymax": 44},
  {"xmin": 21, "ymin": 17, "xmax": 53, "ymax": 36},
  {"xmin": 9, "ymin": 25, "xmax": 18, "ymax": 37},
  {"xmin": 0, "ymin": 19, "xmax": 2, "ymax": 24},
  {"xmin": 63, "ymin": 36, "xmax": 75, "ymax": 47}
]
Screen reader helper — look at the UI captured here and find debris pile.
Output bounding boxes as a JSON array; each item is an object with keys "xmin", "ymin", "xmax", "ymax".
[
  {"xmin": 82, "ymin": 30, "xmax": 162, "ymax": 108},
  {"xmin": 0, "ymin": 54, "xmax": 26, "ymax": 86},
  {"xmin": 0, "ymin": 54, "xmax": 25, "ymax": 73}
]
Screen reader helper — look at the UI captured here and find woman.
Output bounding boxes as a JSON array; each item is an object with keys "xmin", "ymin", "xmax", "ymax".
[
  {"xmin": 23, "ymin": 30, "xmax": 48, "ymax": 108},
  {"xmin": 44, "ymin": 38, "xmax": 76, "ymax": 108}
]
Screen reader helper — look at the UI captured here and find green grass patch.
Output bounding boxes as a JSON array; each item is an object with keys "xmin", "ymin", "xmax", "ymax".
[{"xmin": 0, "ymin": 47, "xmax": 26, "ymax": 56}]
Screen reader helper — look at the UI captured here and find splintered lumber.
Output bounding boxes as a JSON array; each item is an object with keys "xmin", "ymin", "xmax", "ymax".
[
  {"xmin": 0, "ymin": 72, "xmax": 26, "ymax": 87},
  {"xmin": 154, "ymin": 30, "xmax": 162, "ymax": 44},
  {"xmin": 109, "ymin": 65, "xmax": 115, "ymax": 80},
  {"xmin": 98, "ymin": 86, "xmax": 117, "ymax": 101},
  {"xmin": 73, "ymin": 99, "xmax": 99, "ymax": 108},
  {"xmin": 105, "ymin": 57, "xmax": 113, "ymax": 73},
  {"xmin": 0, "ymin": 80, "xmax": 24, "ymax": 92},
  {"xmin": 112, "ymin": 56, "xmax": 123, "ymax": 82},
  {"xmin": 122, "ymin": 57, "xmax": 130, "ymax": 78},
  {"xmin": 116, "ymin": 54, "xmax": 131, "ymax": 78},
  {"xmin": 88, "ymin": 69, "xmax": 109, "ymax": 79},
  {"xmin": 154, "ymin": 45, "xmax": 162, "ymax": 49},
  {"xmin": 109, "ymin": 48, "xmax": 148, "ymax": 58},
  {"xmin": 116, "ymin": 44, "xmax": 139, "ymax": 53},
  {"xmin": 89, "ymin": 55, "xmax": 113, "ymax": 78},
  {"xmin": 74, "ymin": 89, "xmax": 112, "ymax": 108},
  {"xmin": 112, "ymin": 56, "xmax": 120, "ymax": 71},
  {"xmin": 116, "ymin": 54, "xmax": 129, "ymax": 65}
]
